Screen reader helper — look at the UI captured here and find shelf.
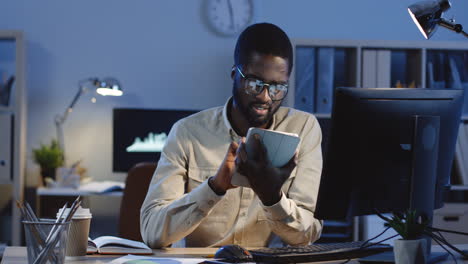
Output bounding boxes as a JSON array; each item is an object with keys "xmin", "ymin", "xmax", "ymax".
[
  {"xmin": 291, "ymin": 38, "xmax": 468, "ymax": 243},
  {"xmin": 450, "ymin": 185, "xmax": 468, "ymax": 191},
  {"xmin": 0, "ymin": 30, "xmax": 26, "ymax": 246},
  {"xmin": 0, "ymin": 105, "xmax": 12, "ymax": 112}
]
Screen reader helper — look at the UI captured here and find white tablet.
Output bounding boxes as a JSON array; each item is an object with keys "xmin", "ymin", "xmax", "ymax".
[{"xmin": 231, "ymin": 127, "xmax": 300, "ymax": 187}]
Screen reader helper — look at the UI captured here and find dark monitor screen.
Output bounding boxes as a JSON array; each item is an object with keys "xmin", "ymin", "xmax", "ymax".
[
  {"xmin": 315, "ymin": 88, "xmax": 463, "ymax": 220},
  {"xmin": 113, "ymin": 108, "xmax": 198, "ymax": 172}
]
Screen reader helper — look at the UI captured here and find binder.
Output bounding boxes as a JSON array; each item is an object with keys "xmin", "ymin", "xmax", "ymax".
[
  {"xmin": 315, "ymin": 48, "xmax": 335, "ymax": 114},
  {"xmin": 362, "ymin": 49, "xmax": 390, "ymax": 88},
  {"xmin": 294, "ymin": 46, "xmax": 315, "ymax": 113},
  {"xmin": 454, "ymin": 123, "xmax": 468, "ymax": 185}
]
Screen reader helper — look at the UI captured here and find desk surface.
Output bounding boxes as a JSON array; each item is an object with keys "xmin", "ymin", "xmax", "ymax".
[
  {"xmin": 1, "ymin": 247, "xmax": 218, "ymax": 264},
  {"xmin": 37, "ymin": 187, "xmax": 123, "ymax": 197},
  {"xmin": 3, "ymin": 246, "xmax": 468, "ymax": 264}
]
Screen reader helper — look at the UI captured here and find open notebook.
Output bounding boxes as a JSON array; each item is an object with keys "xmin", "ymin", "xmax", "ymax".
[{"xmin": 87, "ymin": 236, "xmax": 152, "ymax": 255}]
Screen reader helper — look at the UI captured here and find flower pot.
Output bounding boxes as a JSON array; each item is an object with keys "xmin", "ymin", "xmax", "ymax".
[
  {"xmin": 40, "ymin": 167, "xmax": 56, "ymax": 186},
  {"xmin": 394, "ymin": 238, "xmax": 427, "ymax": 264}
]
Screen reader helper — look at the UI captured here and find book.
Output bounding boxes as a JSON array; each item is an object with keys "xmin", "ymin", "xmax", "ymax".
[
  {"xmin": 78, "ymin": 181, "xmax": 125, "ymax": 193},
  {"xmin": 231, "ymin": 127, "xmax": 300, "ymax": 187},
  {"xmin": 87, "ymin": 236, "xmax": 152, "ymax": 255}
]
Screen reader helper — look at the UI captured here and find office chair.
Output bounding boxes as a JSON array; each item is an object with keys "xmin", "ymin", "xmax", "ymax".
[{"xmin": 118, "ymin": 162, "xmax": 157, "ymax": 242}]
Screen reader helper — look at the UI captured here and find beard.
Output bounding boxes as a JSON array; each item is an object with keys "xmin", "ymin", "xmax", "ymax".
[{"xmin": 232, "ymin": 85, "xmax": 280, "ymax": 128}]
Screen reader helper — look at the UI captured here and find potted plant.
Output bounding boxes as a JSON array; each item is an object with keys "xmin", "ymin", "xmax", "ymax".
[
  {"xmin": 32, "ymin": 139, "xmax": 64, "ymax": 186},
  {"xmin": 380, "ymin": 210, "xmax": 429, "ymax": 264}
]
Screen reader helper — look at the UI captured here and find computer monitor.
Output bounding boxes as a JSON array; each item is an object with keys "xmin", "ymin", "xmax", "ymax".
[
  {"xmin": 113, "ymin": 108, "xmax": 198, "ymax": 172},
  {"xmin": 316, "ymin": 88, "xmax": 463, "ymax": 220},
  {"xmin": 315, "ymin": 87, "xmax": 463, "ymax": 261}
]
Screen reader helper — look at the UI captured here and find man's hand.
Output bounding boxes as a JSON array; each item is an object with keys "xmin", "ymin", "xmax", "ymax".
[
  {"xmin": 210, "ymin": 141, "xmax": 239, "ymax": 194},
  {"xmin": 236, "ymin": 134, "xmax": 297, "ymax": 206}
]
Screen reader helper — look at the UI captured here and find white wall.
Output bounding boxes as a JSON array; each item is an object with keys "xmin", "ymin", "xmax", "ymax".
[{"xmin": 1, "ymin": 0, "xmax": 467, "ymax": 186}]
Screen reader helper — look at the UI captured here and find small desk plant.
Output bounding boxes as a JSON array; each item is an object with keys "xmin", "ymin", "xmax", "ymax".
[
  {"xmin": 380, "ymin": 209, "xmax": 468, "ymax": 263},
  {"xmin": 32, "ymin": 139, "xmax": 64, "ymax": 186},
  {"xmin": 380, "ymin": 210, "xmax": 429, "ymax": 264}
]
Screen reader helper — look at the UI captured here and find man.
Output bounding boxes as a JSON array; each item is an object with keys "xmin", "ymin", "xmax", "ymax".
[{"xmin": 140, "ymin": 23, "xmax": 323, "ymax": 248}]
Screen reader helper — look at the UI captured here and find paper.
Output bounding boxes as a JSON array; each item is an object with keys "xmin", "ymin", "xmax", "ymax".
[
  {"xmin": 78, "ymin": 181, "xmax": 125, "ymax": 193},
  {"xmin": 108, "ymin": 254, "xmax": 207, "ymax": 264}
]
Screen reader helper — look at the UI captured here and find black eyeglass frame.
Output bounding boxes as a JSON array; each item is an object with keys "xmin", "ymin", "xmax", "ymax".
[{"xmin": 236, "ymin": 66, "xmax": 289, "ymax": 101}]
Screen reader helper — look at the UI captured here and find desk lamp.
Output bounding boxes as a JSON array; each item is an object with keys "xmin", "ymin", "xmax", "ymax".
[
  {"xmin": 408, "ymin": 0, "xmax": 468, "ymax": 39},
  {"xmin": 55, "ymin": 77, "xmax": 123, "ymax": 164}
]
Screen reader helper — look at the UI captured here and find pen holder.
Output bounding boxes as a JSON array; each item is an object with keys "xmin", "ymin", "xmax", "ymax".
[{"xmin": 22, "ymin": 219, "xmax": 70, "ymax": 264}]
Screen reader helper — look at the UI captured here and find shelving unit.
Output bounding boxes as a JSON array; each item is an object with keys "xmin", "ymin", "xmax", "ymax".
[
  {"xmin": 286, "ymin": 39, "xmax": 468, "ymax": 114},
  {"xmin": 0, "ymin": 30, "xmax": 26, "ymax": 246},
  {"xmin": 287, "ymin": 39, "xmax": 468, "ymax": 243}
]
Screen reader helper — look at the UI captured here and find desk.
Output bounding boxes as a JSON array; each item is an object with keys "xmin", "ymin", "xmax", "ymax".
[
  {"xmin": 36, "ymin": 187, "xmax": 123, "ymax": 216},
  {"xmin": 36, "ymin": 187, "xmax": 123, "ymax": 238},
  {"xmin": 2, "ymin": 246, "xmax": 468, "ymax": 264},
  {"xmin": 1, "ymin": 247, "xmax": 217, "ymax": 264}
]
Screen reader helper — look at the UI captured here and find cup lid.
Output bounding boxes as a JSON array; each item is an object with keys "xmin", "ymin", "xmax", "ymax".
[{"xmin": 56, "ymin": 206, "xmax": 92, "ymax": 219}]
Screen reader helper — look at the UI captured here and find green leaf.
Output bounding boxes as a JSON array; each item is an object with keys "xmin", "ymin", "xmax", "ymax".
[
  {"xmin": 381, "ymin": 209, "xmax": 429, "ymax": 240},
  {"xmin": 32, "ymin": 139, "xmax": 64, "ymax": 169}
]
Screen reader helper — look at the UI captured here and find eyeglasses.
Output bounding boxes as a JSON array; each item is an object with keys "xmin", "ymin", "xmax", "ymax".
[{"xmin": 236, "ymin": 66, "xmax": 288, "ymax": 101}]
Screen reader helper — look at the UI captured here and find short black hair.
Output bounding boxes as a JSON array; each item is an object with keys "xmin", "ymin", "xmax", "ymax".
[{"xmin": 234, "ymin": 23, "xmax": 293, "ymax": 75}]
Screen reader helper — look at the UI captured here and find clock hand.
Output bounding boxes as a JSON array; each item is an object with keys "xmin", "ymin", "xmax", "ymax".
[{"xmin": 227, "ymin": 0, "xmax": 235, "ymax": 30}]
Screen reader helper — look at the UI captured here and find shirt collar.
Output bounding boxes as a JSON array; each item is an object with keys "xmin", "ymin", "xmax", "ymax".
[{"xmin": 222, "ymin": 97, "xmax": 277, "ymax": 138}]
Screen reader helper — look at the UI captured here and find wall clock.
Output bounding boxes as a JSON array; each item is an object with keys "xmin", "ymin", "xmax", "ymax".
[{"xmin": 205, "ymin": 0, "xmax": 255, "ymax": 36}]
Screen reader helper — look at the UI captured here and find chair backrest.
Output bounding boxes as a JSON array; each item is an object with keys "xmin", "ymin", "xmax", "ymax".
[{"xmin": 118, "ymin": 162, "xmax": 156, "ymax": 242}]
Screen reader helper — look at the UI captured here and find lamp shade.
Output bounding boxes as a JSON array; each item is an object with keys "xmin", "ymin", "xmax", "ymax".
[
  {"xmin": 95, "ymin": 78, "xmax": 123, "ymax": 96},
  {"xmin": 408, "ymin": 0, "xmax": 451, "ymax": 39}
]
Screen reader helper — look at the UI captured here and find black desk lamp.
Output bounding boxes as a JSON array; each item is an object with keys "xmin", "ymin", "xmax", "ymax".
[
  {"xmin": 408, "ymin": 0, "xmax": 468, "ymax": 39},
  {"xmin": 55, "ymin": 77, "xmax": 123, "ymax": 164}
]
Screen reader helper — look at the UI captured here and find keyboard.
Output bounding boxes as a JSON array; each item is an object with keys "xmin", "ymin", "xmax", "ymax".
[{"xmin": 249, "ymin": 241, "xmax": 393, "ymax": 263}]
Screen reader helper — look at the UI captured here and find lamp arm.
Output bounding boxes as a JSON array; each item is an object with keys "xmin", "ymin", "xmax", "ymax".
[
  {"xmin": 438, "ymin": 18, "xmax": 468, "ymax": 38},
  {"xmin": 54, "ymin": 77, "xmax": 97, "ymax": 163}
]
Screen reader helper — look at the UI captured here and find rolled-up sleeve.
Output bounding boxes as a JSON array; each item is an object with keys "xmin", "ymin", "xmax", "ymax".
[
  {"xmin": 261, "ymin": 115, "xmax": 323, "ymax": 245},
  {"xmin": 140, "ymin": 121, "xmax": 223, "ymax": 248}
]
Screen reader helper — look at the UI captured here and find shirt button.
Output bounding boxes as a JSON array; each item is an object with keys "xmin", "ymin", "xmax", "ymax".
[
  {"xmin": 208, "ymin": 200, "xmax": 214, "ymax": 206},
  {"xmin": 240, "ymin": 212, "xmax": 246, "ymax": 217}
]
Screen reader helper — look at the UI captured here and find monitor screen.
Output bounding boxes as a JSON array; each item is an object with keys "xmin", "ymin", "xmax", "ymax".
[
  {"xmin": 113, "ymin": 108, "xmax": 198, "ymax": 172},
  {"xmin": 315, "ymin": 88, "xmax": 463, "ymax": 220}
]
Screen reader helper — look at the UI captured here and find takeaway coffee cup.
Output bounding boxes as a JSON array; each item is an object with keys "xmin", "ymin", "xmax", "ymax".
[{"xmin": 57, "ymin": 206, "xmax": 92, "ymax": 257}]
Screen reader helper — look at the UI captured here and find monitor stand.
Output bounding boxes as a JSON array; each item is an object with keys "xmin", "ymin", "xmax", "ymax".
[{"xmin": 358, "ymin": 116, "xmax": 448, "ymax": 263}]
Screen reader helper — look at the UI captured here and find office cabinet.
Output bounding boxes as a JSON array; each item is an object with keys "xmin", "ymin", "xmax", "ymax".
[
  {"xmin": 433, "ymin": 202, "xmax": 468, "ymax": 244},
  {"xmin": 287, "ymin": 39, "xmax": 468, "ymax": 243},
  {"xmin": 0, "ymin": 113, "xmax": 12, "ymax": 184},
  {"xmin": 0, "ymin": 30, "xmax": 26, "ymax": 246}
]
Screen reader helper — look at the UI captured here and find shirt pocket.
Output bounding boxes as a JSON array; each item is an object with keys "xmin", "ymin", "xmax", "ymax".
[{"xmin": 186, "ymin": 167, "xmax": 217, "ymax": 192}]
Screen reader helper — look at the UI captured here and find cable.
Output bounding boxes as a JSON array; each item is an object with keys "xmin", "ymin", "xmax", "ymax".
[
  {"xmin": 339, "ymin": 232, "xmax": 398, "ymax": 264},
  {"xmin": 365, "ymin": 234, "xmax": 399, "ymax": 247},
  {"xmin": 360, "ymin": 226, "xmax": 392, "ymax": 248},
  {"xmin": 427, "ymin": 230, "xmax": 468, "ymax": 259},
  {"xmin": 429, "ymin": 231, "xmax": 458, "ymax": 264},
  {"xmin": 428, "ymin": 226, "xmax": 468, "ymax": 236}
]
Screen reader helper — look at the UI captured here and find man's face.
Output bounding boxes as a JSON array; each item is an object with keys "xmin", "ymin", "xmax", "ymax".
[{"xmin": 233, "ymin": 53, "xmax": 289, "ymax": 128}]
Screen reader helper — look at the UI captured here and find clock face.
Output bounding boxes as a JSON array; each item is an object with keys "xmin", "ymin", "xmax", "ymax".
[{"xmin": 205, "ymin": 0, "xmax": 254, "ymax": 36}]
